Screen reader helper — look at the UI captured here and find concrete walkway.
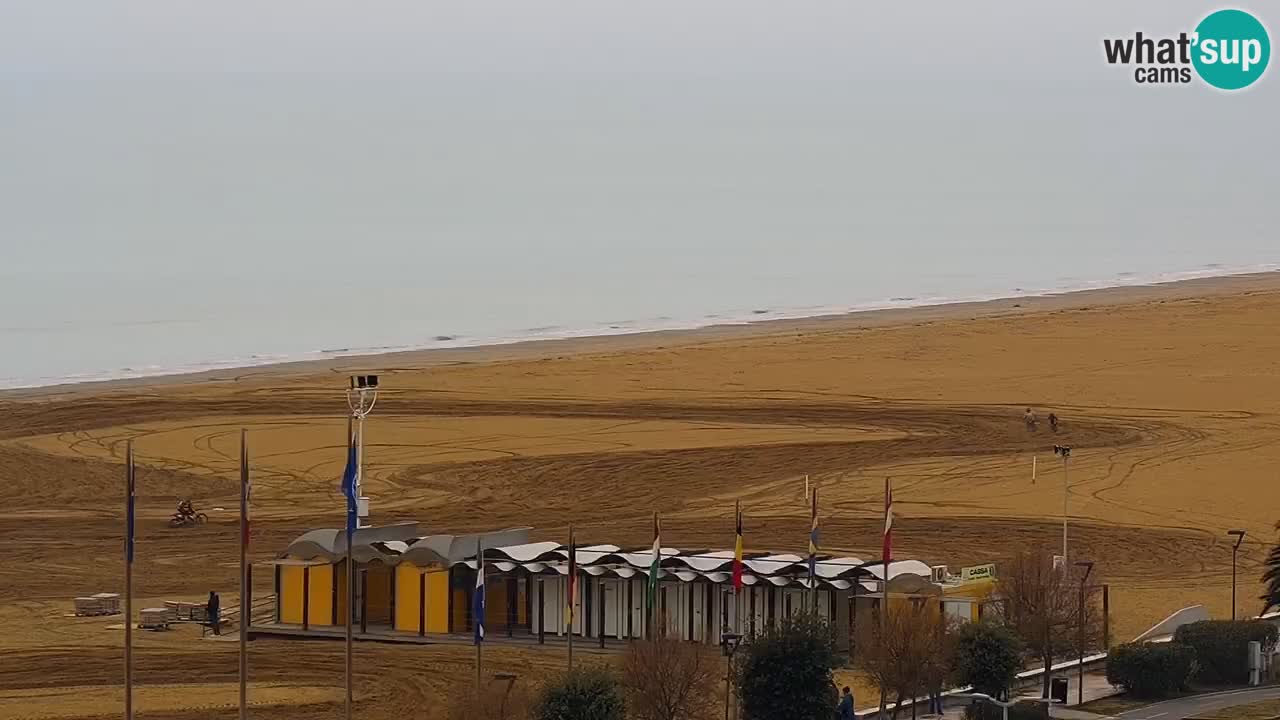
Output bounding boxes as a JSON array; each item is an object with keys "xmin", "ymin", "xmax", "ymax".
[{"xmin": 1114, "ymin": 685, "xmax": 1280, "ymax": 720}]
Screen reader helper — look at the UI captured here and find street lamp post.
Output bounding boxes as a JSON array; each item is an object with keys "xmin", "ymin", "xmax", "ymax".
[
  {"xmin": 493, "ymin": 672, "xmax": 518, "ymax": 720},
  {"xmin": 1054, "ymin": 445, "xmax": 1072, "ymax": 564},
  {"xmin": 721, "ymin": 632, "xmax": 741, "ymax": 720},
  {"xmin": 344, "ymin": 374, "xmax": 379, "ymax": 720},
  {"xmin": 1229, "ymin": 529, "xmax": 1247, "ymax": 621},
  {"xmin": 1074, "ymin": 561, "xmax": 1094, "ymax": 706}
]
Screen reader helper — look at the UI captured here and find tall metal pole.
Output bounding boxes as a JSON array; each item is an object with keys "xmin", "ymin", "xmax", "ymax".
[
  {"xmin": 238, "ymin": 429, "xmax": 249, "ymax": 720},
  {"xmin": 124, "ymin": 441, "xmax": 134, "ymax": 720},
  {"xmin": 1074, "ymin": 561, "xmax": 1093, "ymax": 707},
  {"xmin": 724, "ymin": 651, "xmax": 731, "ymax": 720},
  {"xmin": 568, "ymin": 524, "xmax": 574, "ymax": 670},
  {"xmin": 1055, "ymin": 446, "xmax": 1071, "ymax": 564},
  {"xmin": 342, "ymin": 375, "xmax": 378, "ymax": 720},
  {"xmin": 476, "ymin": 537, "xmax": 483, "ymax": 690},
  {"xmin": 1232, "ymin": 547, "xmax": 1238, "ymax": 621},
  {"xmin": 1062, "ymin": 454, "xmax": 1069, "ymax": 564},
  {"xmin": 1229, "ymin": 530, "xmax": 1247, "ymax": 620},
  {"xmin": 345, "ymin": 415, "xmax": 356, "ymax": 720}
]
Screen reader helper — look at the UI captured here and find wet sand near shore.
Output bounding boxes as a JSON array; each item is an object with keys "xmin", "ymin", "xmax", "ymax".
[{"xmin": 4, "ymin": 273, "xmax": 1280, "ymax": 718}]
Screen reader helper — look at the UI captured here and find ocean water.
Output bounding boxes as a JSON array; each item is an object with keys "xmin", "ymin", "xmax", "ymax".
[
  {"xmin": 3, "ymin": 4, "xmax": 1278, "ymax": 389},
  {"xmin": 3, "ymin": 258, "xmax": 1277, "ymax": 390}
]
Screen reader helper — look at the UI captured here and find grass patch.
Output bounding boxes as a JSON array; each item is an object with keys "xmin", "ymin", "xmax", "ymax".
[
  {"xmin": 1190, "ymin": 698, "xmax": 1280, "ymax": 720},
  {"xmin": 1077, "ymin": 694, "xmax": 1167, "ymax": 716}
]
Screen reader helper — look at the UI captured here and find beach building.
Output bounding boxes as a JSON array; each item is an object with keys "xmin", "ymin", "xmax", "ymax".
[{"xmin": 258, "ymin": 523, "xmax": 998, "ymax": 648}]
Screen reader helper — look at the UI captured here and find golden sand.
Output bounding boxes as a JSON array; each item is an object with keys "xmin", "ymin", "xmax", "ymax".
[{"xmin": 3, "ymin": 273, "xmax": 1280, "ymax": 717}]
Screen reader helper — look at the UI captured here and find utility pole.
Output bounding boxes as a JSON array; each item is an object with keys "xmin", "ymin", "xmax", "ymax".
[
  {"xmin": 344, "ymin": 374, "xmax": 379, "ymax": 720},
  {"xmin": 1074, "ymin": 561, "xmax": 1094, "ymax": 706},
  {"xmin": 1054, "ymin": 445, "xmax": 1071, "ymax": 563},
  {"xmin": 1229, "ymin": 529, "xmax": 1247, "ymax": 620}
]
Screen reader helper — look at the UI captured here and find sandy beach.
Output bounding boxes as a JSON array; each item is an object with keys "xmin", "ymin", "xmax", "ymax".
[{"xmin": 3, "ymin": 272, "xmax": 1280, "ymax": 718}]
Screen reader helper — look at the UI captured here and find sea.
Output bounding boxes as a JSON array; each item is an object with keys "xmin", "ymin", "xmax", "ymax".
[
  {"xmin": 4, "ymin": 3, "xmax": 1278, "ymax": 391},
  {"xmin": 3, "ymin": 258, "xmax": 1277, "ymax": 391}
]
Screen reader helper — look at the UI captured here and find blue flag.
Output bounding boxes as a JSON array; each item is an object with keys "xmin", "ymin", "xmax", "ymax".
[
  {"xmin": 473, "ymin": 550, "xmax": 486, "ymax": 644},
  {"xmin": 340, "ymin": 422, "xmax": 358, "ymax": 537}
]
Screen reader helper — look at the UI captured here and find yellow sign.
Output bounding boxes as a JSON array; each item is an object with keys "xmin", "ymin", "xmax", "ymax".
[{"xmin": 961, "ymin": 564, "xmax": 995, "ymax": 582}]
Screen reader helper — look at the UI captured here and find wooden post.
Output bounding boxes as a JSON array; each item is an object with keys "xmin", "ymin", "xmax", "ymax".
[
  {"xmin": 419, "ymin": 573, "xmax": 426, "ymax": 637},
  {"xmin": 359, "ymin": 570, "xmax": 368, "ymax": 634},
  {"xmin": 1102, "ymin": 584, "xmax": 1110, "ymax": 650},
  {"xmin": 302, "ymin": 567, "xmax": 311, "ymax": 631},
  {"xmin": 627, "ymin": 577, "xmax": 634, "ymax": 640},
  {"xmin": 537, "ymin": 577, "xmax": 545, "ymax": 644},
  {"xmin": 599, "ymin": 578, "xmax": 606, "ymax": 649}
]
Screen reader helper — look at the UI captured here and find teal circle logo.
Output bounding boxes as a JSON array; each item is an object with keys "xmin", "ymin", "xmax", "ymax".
[{"xmin": 1192, "ymin": 9, "xmax": 1271, "ymax": 90}]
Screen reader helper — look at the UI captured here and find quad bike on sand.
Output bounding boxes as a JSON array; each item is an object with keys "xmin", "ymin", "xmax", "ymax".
[{"xmin": 169, "ymin": 500, "xmax": 208, "ymax": 528}]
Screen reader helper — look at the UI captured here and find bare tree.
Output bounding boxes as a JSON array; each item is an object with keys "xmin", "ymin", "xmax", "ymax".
[
  {"xmin": 856, "ymin": 602, "xmax": 952, "ymax": 720},
  {"xmin": 993, "ymin": 548, "xmax": 1103, "ymax": 699},
  {"xmin": 622, "ymin": 628, "xmax": 719, "ymax": 720}
]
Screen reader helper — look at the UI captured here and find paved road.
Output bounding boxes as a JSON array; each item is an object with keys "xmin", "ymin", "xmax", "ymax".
[{"xmin": 1116, "ymin": 686, "xmax": 1280, "ymax": 720}]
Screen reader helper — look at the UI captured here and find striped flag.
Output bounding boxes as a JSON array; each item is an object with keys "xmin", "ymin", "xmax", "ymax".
[
  {"xmin": 807, "ymin": 487, "xmax": 819, "ymax": 584},
  {"xmin": 647, "ymin": 513, "xmax": 661, "ymax": 614},
  {"xmin": 126, "ymin": 444, "xmax": 136, "ymax": 564},
  {"xmin": 732, "ymin": 501, "xmax": 744, "ymax": 592},
  {"xmin": 566, "ymin": 526, "xmax": 577, "ymax": 629},
  {"xmin": 473, "ymin": 541, "xmax": 485, "ymax": 644},
  {"xmin": 883, "ymin": 477, "xmax": 893, "ymax": 567}
]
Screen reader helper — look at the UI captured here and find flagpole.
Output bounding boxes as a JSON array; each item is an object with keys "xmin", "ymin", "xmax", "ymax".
[
  {"xmin": 567, "ymin": 523, "xmax": 574, "ymax": 670},
  {"xmin": 344, "ymin": 417, "xmax": 354, "ymax": 720},
  {"xmin": 476, "ymin": 536, "xmax": 483, "ymax": 690},
  {"xmin": 737, "ymin": 499, "xmax": 747, "ymax": 632},
  {"xmin": 238, "ymin": 429, "xmax": 249, "ymax": 720},
  {"xmin": 879, "ymin": 477, "xmax": 891, "ymax": 717},
  {"xmin": 124, "ymin": 440, "xmax": 134, "ymax": 720},
  {"xmin": 808, "ymin": 488, "xmax": 818, "ymax": 612}
]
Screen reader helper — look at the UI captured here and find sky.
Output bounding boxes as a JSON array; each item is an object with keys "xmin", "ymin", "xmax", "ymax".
[{"xmin": 0, "ymin": 2, "xmax": 1277, "ymax": 385}]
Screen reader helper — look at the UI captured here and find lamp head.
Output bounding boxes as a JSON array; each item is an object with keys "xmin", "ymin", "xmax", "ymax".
[{"xmin": 720, "ymin": 632, "xmax": 741, "ymax": 656}]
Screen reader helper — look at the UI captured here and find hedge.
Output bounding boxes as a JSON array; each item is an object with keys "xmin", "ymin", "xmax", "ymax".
[
  {"xmin": 1173, "ymin": 620, "xmax": 1279, "ymax": 685},
  {"xmin": 1105, "ymin": 642, "xmax": 1195, "ymax": 698}
]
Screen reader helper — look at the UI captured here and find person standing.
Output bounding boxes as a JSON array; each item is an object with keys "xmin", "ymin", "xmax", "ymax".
[
  {"xmin": 838, "ymin": 686, "xmax": 856, "ymax": 720},
  {"xmin": 207, "ymin": 591, "xmax": 221, "ymax": 636}
]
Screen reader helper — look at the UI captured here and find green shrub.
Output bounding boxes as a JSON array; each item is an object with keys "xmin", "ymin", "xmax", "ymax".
[
  {"xmin": 953, "ymin": 621, "xmax": 1023, "ymax": 698},
  {"xmin": 1173, "ymin": 620, "xmax": 1279, "ymax": 685},
  {"xmin": 533, "ymin": 666, "xmax": 625, "ymax": 720},
  {"xmin": 1105, "ymin": 642, "xmax": 1195, "ymax": 698},
  {"xmin": 735, "ymin": 612, "xmax": 839, "ymax": 720}
]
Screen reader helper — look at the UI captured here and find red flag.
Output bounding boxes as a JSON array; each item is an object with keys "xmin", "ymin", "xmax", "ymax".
[
  {"xmin": 882, "ymin": 478, "xmax": 893, "ymax": 567},
  {"xmin": 732, "ymin": 501, "xmax": 744, "ymax": 592}
]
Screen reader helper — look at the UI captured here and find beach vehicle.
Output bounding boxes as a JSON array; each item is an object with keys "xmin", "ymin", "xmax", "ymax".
[{"xmin": 168, "ymin": 500, "xmax": 207, "ymax": 528}]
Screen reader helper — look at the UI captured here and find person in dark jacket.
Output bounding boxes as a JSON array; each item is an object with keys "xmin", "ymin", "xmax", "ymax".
[
  {"xmin": 838, "ymin": 686, "xmax": 855, "ymax": 720},
  {"xmin": 207, "ymin": 591, "xmax": 221, "ymax": 635}
]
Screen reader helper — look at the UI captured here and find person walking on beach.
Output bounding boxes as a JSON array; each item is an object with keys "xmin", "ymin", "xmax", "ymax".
[
  {"xmin": 1023, "ymin": 407, "xmax": 1038, "ymax": 432},
  {"xmin": 1048, "ymin": 412, "xmax": 1059, "ymax": 433},
  {"xmin": 838, "ymin": 686, "xmax": 856, "ymax": 720},
  {"xmin": 207, "ymin": 591, "xmax": 221, "ymax": 635}
]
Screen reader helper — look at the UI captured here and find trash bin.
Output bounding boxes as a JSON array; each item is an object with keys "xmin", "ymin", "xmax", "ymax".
[{"xmin": 1050, "ymin": 676, "xmax": 1069, "ymax": 704}]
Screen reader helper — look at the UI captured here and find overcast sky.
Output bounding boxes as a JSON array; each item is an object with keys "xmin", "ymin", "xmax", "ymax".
[{"xmin": 1, "ymin": 1, "xmax": 1276, "ymax": 278}]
